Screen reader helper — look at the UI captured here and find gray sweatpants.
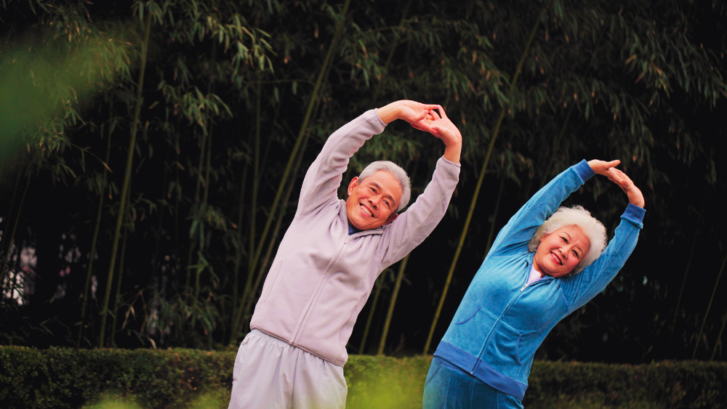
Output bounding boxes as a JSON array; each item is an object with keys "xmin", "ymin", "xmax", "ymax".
[{"xmin": 228, "ymin": 330, "xmax": 347, "ymax": 409}]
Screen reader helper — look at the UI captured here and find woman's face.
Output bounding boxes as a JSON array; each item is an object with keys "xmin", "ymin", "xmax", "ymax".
[{"xmin": 533, "ymin": 225, "xmax": 591, "ymax": 278}]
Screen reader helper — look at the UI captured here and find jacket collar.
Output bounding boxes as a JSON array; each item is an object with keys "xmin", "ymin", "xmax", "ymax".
[
  {"xmin": 338, "ymin": 199, "xmax": 384, "ymax": 237},
  {"xmin": 524, "ymin": 251, "xmax": 557, "ymax": 284}
]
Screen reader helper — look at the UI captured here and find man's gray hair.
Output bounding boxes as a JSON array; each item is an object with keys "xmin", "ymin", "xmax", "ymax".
[
  {"xmin": 358, "ymin": 161, "xmax": 411, "ymax": 211},
  {"xmin": 527, "ymin": 205, "xmax": 608, "ymax": 275}
]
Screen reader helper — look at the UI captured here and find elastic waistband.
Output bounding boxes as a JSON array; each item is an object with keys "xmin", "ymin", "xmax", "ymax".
[
  {"xmin": 246, "ymin": 329, "xmax": 343, "ymax": 368},
  {"xmin": 434, "ymin": 341, "xmax": 528, "ymax": 400},
  {"xmin": 246, "ymin": 329, "xmax": 289, "ymax": 347}
]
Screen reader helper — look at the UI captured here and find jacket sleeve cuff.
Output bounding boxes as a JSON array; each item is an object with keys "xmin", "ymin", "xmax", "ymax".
[
  {"xmin": 621, "ymin": 203, "xmax": 646, "ymax": 229},
  {"xmin": 440, "ymin": 156, "xmax": 462, "ymax": 168},
  {"xmin": 372, "ymin": 109, "xmax": 389, "ymax": 131},
  {"xmin": 574, "ymin": 159, "xmax": 595, "ymax": 183}
]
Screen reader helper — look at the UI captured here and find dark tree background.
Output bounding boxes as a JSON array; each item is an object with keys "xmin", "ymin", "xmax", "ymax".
[{"xmin": 1, "ymin": 0, "xmax": 726, "ymax": 364}]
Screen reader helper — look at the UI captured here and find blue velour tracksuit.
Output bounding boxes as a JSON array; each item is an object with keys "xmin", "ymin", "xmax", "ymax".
[{"xmin": 429, "ymin": 160, "xmax": 646, "ymax": 405}]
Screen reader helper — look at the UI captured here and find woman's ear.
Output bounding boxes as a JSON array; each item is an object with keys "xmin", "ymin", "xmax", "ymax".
[{"xmin": 347, "ymin": 177, "xmax": 360, "ymax": 196}]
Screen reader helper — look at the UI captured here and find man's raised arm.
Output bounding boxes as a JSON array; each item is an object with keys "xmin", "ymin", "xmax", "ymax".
[
  {"xmin": 378, "ymin": 105, "xmax": 462, "ymax": 267},
  {"xmin": 297, "ymin": 101, "xmax": 442, "ymax": 217}
]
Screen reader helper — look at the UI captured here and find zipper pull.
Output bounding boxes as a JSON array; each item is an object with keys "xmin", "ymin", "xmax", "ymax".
[{"xmin": 520, "ymin": 285, "xmax": 527, "ymax": 292}]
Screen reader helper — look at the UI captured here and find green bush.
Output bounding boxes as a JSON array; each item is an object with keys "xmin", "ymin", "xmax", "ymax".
[{"xmin": 1, "ymin": 346, "xmax": 726, "ymax": 408}]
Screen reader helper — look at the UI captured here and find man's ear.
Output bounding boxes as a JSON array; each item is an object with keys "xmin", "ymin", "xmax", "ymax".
[
  {"xmin": 347, "ymin": 176, "xmax": 360, "ymax": 196},
  {"xmin": 384, "ymin": 213, "xmax": 398, "ymax": 226}
]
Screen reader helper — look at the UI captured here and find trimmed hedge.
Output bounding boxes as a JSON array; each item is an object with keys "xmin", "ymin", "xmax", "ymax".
[{"xmin": 1, "ymin": 345, "xmax": 726, "ymax": 408}]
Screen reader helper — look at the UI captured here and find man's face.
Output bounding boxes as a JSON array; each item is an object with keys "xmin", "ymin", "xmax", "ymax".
[
  {"xmin": 346, "ymin": 170, "xmax": 402, "ymax": 231},
  {"xmin": 532, "ymin": 225, "xmax": 591, "ymax": 278}
]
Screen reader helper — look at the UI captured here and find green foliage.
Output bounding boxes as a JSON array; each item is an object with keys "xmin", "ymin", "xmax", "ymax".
[
  {"xmin": 2, "ymin": 346, "xmax": 727, "ymax": 408},
  {"xmin": 0, "ymin": 346, "xmax": 232, "ymax": 409},
  {"xmin": 0, "ymin": 8, "xmax": 138, "ymax": 165}
]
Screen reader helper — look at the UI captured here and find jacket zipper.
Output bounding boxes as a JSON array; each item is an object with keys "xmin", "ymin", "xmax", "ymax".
[
  {"xmin": 289, "ymin": 226, "xmax": 382, "ymax": 346},
  {"xmin": 470, "ymin": 276, "xmax": 552, "ymax": 374},
  {"xmin": 290, "ymin": 235, "xmax": 350, "ymax": 345}
]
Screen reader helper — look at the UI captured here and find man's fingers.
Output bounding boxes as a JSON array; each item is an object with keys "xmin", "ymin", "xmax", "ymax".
[
  {"xmin": 429, "ymin": 109, "xmax": 441, "ymax": 120},
  {"xmin": 412, "ymin": 109, "xmax": 428, "ymax": 122},
  {"xmin": 408, "ymin": 102, "xmax": 440, "ymax": 111},
  {"xmin": 435, "ymin": 105, "xmax": 448, "ymax": 119}
]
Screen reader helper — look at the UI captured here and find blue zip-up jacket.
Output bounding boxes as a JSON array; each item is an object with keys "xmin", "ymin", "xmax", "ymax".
[{"xmin": 433, "ymin": 160, "xmax": 645, "ymax": 400}]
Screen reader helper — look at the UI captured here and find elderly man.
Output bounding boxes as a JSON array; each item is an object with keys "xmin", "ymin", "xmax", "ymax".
[{"xmin": 228, "ymin": 100, "xmax": 462, "ymax": 409}]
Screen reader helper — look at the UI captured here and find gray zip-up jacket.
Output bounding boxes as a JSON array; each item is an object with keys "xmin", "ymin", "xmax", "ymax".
[{"xmin": 250, "ymin": 109, "xmax": 460, "ymax": 366}]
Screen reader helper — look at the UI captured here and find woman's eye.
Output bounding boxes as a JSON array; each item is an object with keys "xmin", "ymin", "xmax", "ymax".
[
  {"xmin": 561, "ymin": 237, "xmax": 567, "ymax": 243},
  {"xmin": 572, "ymin": 250, "xmax": 579, "ymax": 258}
]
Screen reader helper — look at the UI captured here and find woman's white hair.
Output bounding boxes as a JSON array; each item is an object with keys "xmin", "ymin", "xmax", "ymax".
[
  {"xmin": 528, "ymin": 205, "xmax": 607, "ymax": 274},
  {"xmin": 358, "ymin": 161, "xmax": 411, "ymax": 211}
]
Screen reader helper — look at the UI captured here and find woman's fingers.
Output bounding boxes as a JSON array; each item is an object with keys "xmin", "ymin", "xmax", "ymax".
[
  {"xmin": 435, "ymin": 105, "xmax": 448, "ymax": 120},
  {"xmin": 604, "ymin": 166, "xmax": 644, "ymax": 207},
  {"xmin": 605, "ymin": 159, "xmax": 621, "ymax": 168},
  {"xmin": 429, "ymin": 109, "xmax": 441, "ymax": 120}
]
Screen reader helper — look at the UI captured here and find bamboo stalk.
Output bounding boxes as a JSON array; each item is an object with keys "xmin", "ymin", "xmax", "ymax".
[
  {"xmin": 174, "ymin": 128, "xmax": 181, "ymax": 249},
  {"xmin": 98, "ymin": 12, "xmax": 152, "ymax": 348},
  {"xmin": 229, "ymin": 92, "xmax": 284, "ymax": 344},
  {"xmin": 691, "ymin": 252, "xmax": 727, "ymax": 359},
  {"xmin": 378, "ymin": 255, "xmax": 409, "ymax": 355},
  {"xmin": 671, "ymin": 194, "xmax": 706, "ymax": 334},
  {"xmin": 360, "ymin": 275, "xmax": 385, "ymax": 355},
  {"xmin": 228, "ymin": 164, "xmax": 248, "ymax": 343},
  {"xmin": 193, "ymin": 121, "xmax": 214, "ymax": 308},
  {"xmin": 238, "ymin": 80, "xmax": 262, "ymax": 324},
  {"xmin": 423, "ymin": 4, "xmax": 546, "ymax": 354},
  {"xmin": 110, "ymin": 217, "xmax": 130, "ymax": 346},
  {"xmin": 185, "ymin": 129, "xmax": 207, "ymax": 294},
  {"xmin": 710, "ymin": 312, "xmax": 727, "ymax": 361},
  {"xmin": 150, "ymin": 137, "xmax": 171, "ymax": 283},
  {"xmin": 483, "ymin": 174, "xmax": 506, "ymax": 258},
  {"xmin": 77, "ymin": 126, "xmax": 112, "ymax": 347},
  {"xmin": 186, "ymin": 38, "xmax": 217, "ymax": 294},
  {"xmin": 248, "ymin": 0, "xmax": 352, "ymax": 276}
]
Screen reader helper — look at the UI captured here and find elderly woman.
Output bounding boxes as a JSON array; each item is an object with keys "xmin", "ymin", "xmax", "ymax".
[{"xmin": 424, "ymin": 159, "xmax": 645, "ymax": 409}]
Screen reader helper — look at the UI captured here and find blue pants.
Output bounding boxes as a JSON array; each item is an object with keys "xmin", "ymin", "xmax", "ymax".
[{"xmin": 422, "ymin": 357, "xmax": 524, "ymax": 409}]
